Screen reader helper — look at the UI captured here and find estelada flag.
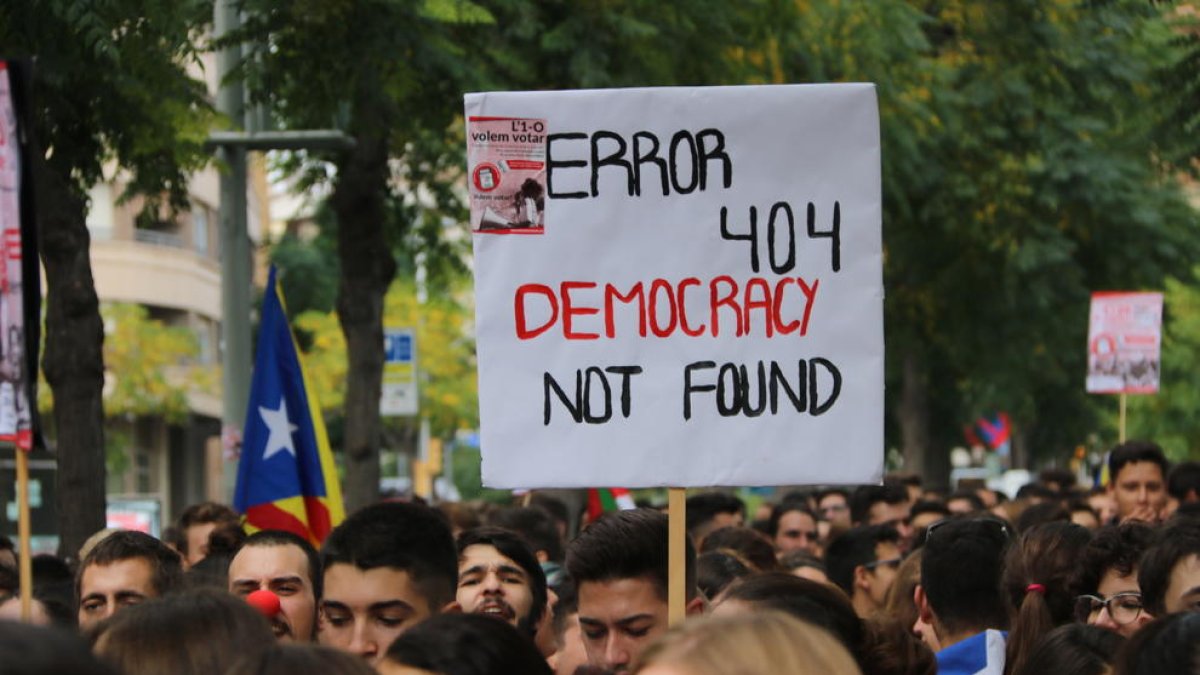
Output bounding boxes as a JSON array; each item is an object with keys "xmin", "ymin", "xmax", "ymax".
[{"xmin": 234, "ymin": 266, "xmax": 345, "ymax": 545}]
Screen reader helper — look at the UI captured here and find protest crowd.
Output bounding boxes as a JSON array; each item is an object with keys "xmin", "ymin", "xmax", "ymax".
[{"xmin": 0, "ymin": 440, "xmax": 1199, "ymax": 675}]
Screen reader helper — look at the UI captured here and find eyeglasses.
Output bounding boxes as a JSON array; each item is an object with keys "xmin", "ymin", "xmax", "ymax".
[
  {"xmin": 863, "ymin": 557, "xmax": 903, "ymax": 571},
  {"xmin": 820, "ymin": 504, "xmax": 848, "ymax": 514},
  {"xmin": 1075, "ymin": 592, "xmax": 1144, "ymax": 625}
]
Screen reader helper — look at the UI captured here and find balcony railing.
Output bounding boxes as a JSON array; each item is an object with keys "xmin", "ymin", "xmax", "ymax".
[{"xmin": 133, "ymin": 229, "xmax": 185, "ymax": 249}]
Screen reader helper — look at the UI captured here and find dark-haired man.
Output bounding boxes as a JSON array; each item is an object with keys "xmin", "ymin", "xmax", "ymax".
[
  {"xmin": 318, "ymin": 502, "xmax": 460, "ymax": 665},
  {"xmin": 769, "ymin": 503, "xmax": 819, "ymax": 555},
  {"xmin": 565, "ymin": 509, "xmax": 702, "ymax": 673},
  {"xmin": 824, "ymin": 524, "xmax": 902, "ymax": 619},
  {"xmin": 684, "ymin": 492, "xmax": 744, "ymax": 547},
  {"xmin": 916, "ymin": 518, "xmax": 1011, "ymax": 675},
  {"xmin": 77, "ymin": 530, "xmax": 183, "ymax": 631},
  {"xmin": 228, "ymin": 529, "xmax": 321, "ymax": 642},
  {"xmin": 456, "ymin": 526, "xmax": 547, "ymax": 637},
  {"xmin": 851, "ymin": 481, "xmax": 913, "ymax": 551},
  {"xmin": 176, "ymin": 501, "xmax": 241, "ymax": 568},
  {"xmin": 1107, "ymin": 440, "xmax": 1169, "ymax": 524}
]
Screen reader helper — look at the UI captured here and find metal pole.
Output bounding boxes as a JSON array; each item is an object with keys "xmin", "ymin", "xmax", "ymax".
[{"xmin": 215, "ymin": 0, "xmax": 252, "ymax": 500}]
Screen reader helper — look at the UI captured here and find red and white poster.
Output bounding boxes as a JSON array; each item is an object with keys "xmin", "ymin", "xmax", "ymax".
[
  {"xmin": 0, "ymin": 62, "xmax": 32, "ymax": 450},
  {"xmin": 1086, "ymin": 291, "xmax": 1163, "ymax": 395}
]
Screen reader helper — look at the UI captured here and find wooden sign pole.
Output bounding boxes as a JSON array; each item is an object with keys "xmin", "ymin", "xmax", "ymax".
[
  {"xmin": 1119, "ymin": 393, "xmax": 1127, "ymax": 443},
  {"xmin": 668, "ymin": 487, "xmax": 686, "ymax": 626},
  {"xmin": 15, "ymin": 447, "xmax": 32, "ymax": 621}
]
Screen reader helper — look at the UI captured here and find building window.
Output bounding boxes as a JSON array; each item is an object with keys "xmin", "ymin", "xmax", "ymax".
[{"xmin": 193, "ymin": 206, "xmax": 210, "ymax": 255}]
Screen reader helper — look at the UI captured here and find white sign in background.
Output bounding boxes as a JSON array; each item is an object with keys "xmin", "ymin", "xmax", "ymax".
[
  {"xmin": 381, "ymin": 327, "xmax": 418, "ymax": 416},
  {"xmin": 468, "ymin": 85, "xmax": 883, "ymax": 488}
]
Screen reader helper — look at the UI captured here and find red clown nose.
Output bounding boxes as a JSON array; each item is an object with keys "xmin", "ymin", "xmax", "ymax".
[{"xmin": 246, "ymin": 589, "xmax": 281, "ymax": 617}]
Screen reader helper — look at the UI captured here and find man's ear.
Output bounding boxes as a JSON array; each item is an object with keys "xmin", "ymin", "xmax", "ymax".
[
  {"xmin": 853, "ymin": 564, "xmax": 871, "ymax": 593},
  {"xmin": 914, "ymin": 584, "xmax": 933, "ymax": 624},
  {"xmin": 440, "ymin": 600, "xmax": 462, "ymax": 614},
  {"xmin": 685, "ymin": 595, "xmax": 706, "ymax": 616}
]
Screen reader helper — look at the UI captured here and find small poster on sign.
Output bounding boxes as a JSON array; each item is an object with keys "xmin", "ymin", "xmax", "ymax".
[
  {"xmin": 467, "ymin": 117, "xmax": 547, "ymax": 233},
  {"xmin": 1086, "ymin": 292, "xmax": 1163, "ymax": 394}
]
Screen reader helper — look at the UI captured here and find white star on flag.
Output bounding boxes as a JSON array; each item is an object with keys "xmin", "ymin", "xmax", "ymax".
[{"xmin": 259, "ymin": 398, "xmax": 298, "ymax": 460}]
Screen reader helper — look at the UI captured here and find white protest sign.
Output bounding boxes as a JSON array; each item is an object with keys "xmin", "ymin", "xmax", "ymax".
[
  {"xmin": 467, "ymin": 85, "xmax": 883, "ymax": 489},
  {"xmin": 1086, "ymin": 292, "xmax": 1162, "ymax": 394}
]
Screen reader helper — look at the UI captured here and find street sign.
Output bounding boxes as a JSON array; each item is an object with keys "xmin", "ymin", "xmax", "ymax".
[{"xmin": 381, "ymin": 327, "xmax": 418, "ymax": 416}]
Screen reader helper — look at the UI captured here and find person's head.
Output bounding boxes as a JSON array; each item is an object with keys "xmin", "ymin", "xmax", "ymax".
[
  {"xmin": 1107, "ymin": 441, "xmax": 1169, "ymax": 522},
  {"xmin": 769, "ymin": 503, "xmax": 819, "ymax": 555},
  {"xmin": 0, "ymin": 621, "xmax": 120, "ymax": 675},
  {"xmin": 779, "ymin": 550, "xmax": 829, "ymax": 585},
  {"xmin": 1069, "ymin": 501, "xmax": 1102, "ymax": 530},
  {"xmin": 712, "ymin": 571, "xmax": 864, "ymax": 659},
  {"xmin": 696, "ymin": 550, "xmax": 752, "ymax": 601},
  {"xmin": 176, "ymin": 501, "xmax": 241, "ymax": 568},
  {"xmin": 697, "ymin": 525, "xmax": 779, "ymax": 572},
  {"xmin": 1003, "ymin": 521, "xmax": 1094, "ymax": 675},
  {"xmin": 633, "ymin": 610, "xmax": 862, "ymax": 675},
  {"xmin": 379, "ymin": 613, "xmax": 553, "ymax": 675},
  {"xmin": 550, "ymin": 585, "xmax": 588, "ymax": 675},
  {"xmin": 1016, "ymin": 501, "xmax": 1071, "ymax": 533},
  {"xmin": 1015, "ymin": 623, "xmax": 1124, "ymax": 675},
  {"xmin": 850, "ymin": 482, "xmax": 912, "ymax": 549},
  {"xmin": 917, "ymin": 518, "xmax": 1011, "ymax": 644},
  {"xmin": 945, "ymin": 490, "xmax": 986, "ymax": 516},
  {"xmin": 824, "ymin": 524, "xmax": 902, "ymax": 618},
  {"xmin": 488, "ymin": 506, "xmax": 565, "ymax": 564},
  {"xmin": 1087, "ymin": 489, "xmax": 1118, "ymax": 524},
  {"xmin": 684, "ymin": 493, "xmax": 744, "ymax": 546},
  {"xmin": 1017, "ymin": 482, "xmax": 1060, "ymax": 504},
  {"xmin": 1074, "ymin": 523, "xmax": 1155, "ymax": 637},
  {"xmin": 565, "ymin": 509, "xmax": 699, "ymax": 672},
  {"xmin": 229, "ymin": 529, "xmax": 322, "ymax": 643},
  {"xmin": 908, "ymin": 500, "xmax": 951, "ymax": 545},
  {"xmin": 318, "ymin": 501, "xmax": 459, "ymax": 665},
  {"xmin": 76, "ymin": 529, "xmax": 183, "ymax": 631},
  {"xmin": 883, "ymin": 547, "xmax": 927, "ymax": 647},
  {"xmin": 817, "ymin": 488, "xmax": 852, "ymax": 529},
  {"xmin": 185, "ymin": 521, "xmax": 246, "ymax": 590},
  {"xmin": 528, "ymin": 493, "xmax": 571, "ymax": 541},
  {"xmin": 1111, "ymin": 611, "xmax": 1200, "ymax": 675},
  {"xmin": 226, "ymin": 644, "xmax": 377, "ymax": 675},
  {"xmin": 1040, "ymin": 468, "xmax": 1079, "ymax": 495},
  {"xmin": 1138, "ymin": 517, "xmax": 1200, "ymax": 615},
  {"xmin": 1168, "ymin": 461, "xmax": 1200, "ymax": 505},
  {"xmin": 456, "ymin": 526, "xmax": 547, "ymax": 636},
  {"xmin": 93, "ymin": 586, "xmax": 275, "ymax": 675},
  {"xmin": 0, "ymin": 534, "xmax": 15, "ymax": 571}
]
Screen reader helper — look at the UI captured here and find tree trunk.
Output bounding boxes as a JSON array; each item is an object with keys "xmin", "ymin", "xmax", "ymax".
[
  {"xmin": 35, "ymin": 156, "xmax": 107, "ymax": 561},
  {"xmin": 896, "ymin": 349, "xmax": 949, "ymax": 489},
  {"xmin": 332, "ymin": 90, "xmax": 396, "ymax": 513}
]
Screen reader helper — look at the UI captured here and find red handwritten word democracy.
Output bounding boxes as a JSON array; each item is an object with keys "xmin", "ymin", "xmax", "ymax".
[{"xmin": 514, "ymin": 276, "xmax": 819, "ymax": 340}]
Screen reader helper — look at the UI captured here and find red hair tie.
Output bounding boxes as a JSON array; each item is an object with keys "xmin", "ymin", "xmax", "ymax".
[{"xmin": 1025, "ymin": 583, "xmax": 1046, "ymax": 595}]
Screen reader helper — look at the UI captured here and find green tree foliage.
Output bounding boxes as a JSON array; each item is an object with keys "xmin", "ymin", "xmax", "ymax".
[
  {"xmin": 293, "ymin": 277, "xmax": 478, "ymax": 439},
  {"xmin": 0, "ymin": 0, "xmax": 214, "ymax": 554},
  {"xmin": 882, "ymin": 1, "xmax": 1198, "ymax": 475},
  {"xmin": 1126, "ymin": 268, "xmax": 1200, "ymax": 460},
  {"xmin": 98, "ymin": 304, "xmax": 206, "ymax": 422}
]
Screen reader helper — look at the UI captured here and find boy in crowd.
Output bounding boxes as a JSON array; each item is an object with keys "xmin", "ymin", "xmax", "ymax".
[{"xmin": 318, "ymin": 502, "xmax": 459, "ymax": 665}]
